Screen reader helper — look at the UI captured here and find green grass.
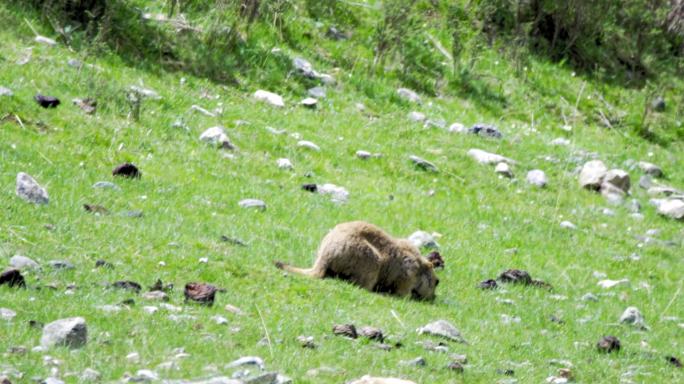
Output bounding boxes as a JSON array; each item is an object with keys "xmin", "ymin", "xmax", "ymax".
[{"xmin": 1, "ymin": 2, "xmax": 683, "ymax": 383}]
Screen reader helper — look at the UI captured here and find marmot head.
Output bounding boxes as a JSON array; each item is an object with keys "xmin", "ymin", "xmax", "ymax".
[{"xmin": 411, "ymin": 260, "xmax": 439, "ymax": 301}]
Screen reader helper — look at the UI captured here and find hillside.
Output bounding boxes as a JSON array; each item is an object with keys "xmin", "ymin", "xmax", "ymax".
[{"xmin": 1, "ymin": 1, "xmax": 683, "ymax": 383}]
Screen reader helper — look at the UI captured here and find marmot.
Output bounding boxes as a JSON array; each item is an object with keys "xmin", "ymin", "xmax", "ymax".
[{"xmin": 275, "ymin": 221, "xmax": 440, "ymax": 300}]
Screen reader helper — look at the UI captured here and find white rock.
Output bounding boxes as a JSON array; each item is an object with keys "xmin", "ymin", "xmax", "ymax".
[
  {"xmin": 579, "ymin": 160, "xmax": 607, "ymax": 190},
  {"xmin": 417, "ymin": 320, "xmax": 466, "ymax": 343},
  {"xmin": 300, "ymin": 97, "xmax": 318, "ymax": 108},
  {"xmin": 619, "ymin": 306, "xmax": 648, "ymax": 329},
  {"xmin": 129, "ymin": 86, "xmax": 161, "ymax": 99},
  {"xmin": 602, "ymin": 169, "xmax": 630, "ymax": 193},
  {"xmin": 356, "ymin": 150, "xmax": 372, "ymax": 159},
  {"xmin": 308, "ymin": 86, "xmax": 326, "ymax": 98},
  {"xmin": 143, "ymin": 306, "xmax": 159, "ymax": 314},
  {"xmin": 559, "ymin": 221, "xmax": 576, "ymax": 230},
  {"xmin": 0, "ymin": 86, "xmax": 13, "ymax": 96},
  {"xmin": 408, "ymin": 231, "xmax": 439, "ymax": 249},
  {"xmin": 42, "ymin": 378, "xmax": 65, "ymax": 384},
  {"xmin": 225, "ymin": 356, "xmax": 265, "ymax": 370},
  {"xmin": 10, "ymin": 255, "xmax": 40, "ymax": 269},
  {"xmin": 601, "ymin": 183, "xmax": 626, "ymax": 204},
  {"xmin": 495, "ymin": 162, "xmax": 513, "ymax": 178},
  {"xmin": 597, "ymin": 279, "xmax": 630, "ymax": 289},
  {"xmin": 190, "ymin": 105, "xmax": 216, "ymax": 117},
  {"xmin": 276, "ymin": 158, "xmax": 293, "ymax": 170},
  {"xmin": 0, "ymin": 308, "xmax": 17, "ymax": 320},
  {"xmin": 96, "ymin": 305, "xmax": 122, "ymax": 313},
  {"xmin": 40, "ymin": 317, "xmax": 87, "ymax": 348},
  {"xmin": 81, "ymin": 368, "xmax": 101, "ymax": 381},
  {"xmin": 656, "ymin": 199, "xmax": 684, "ymax": 220},
  {"xmin": 447, "ymin": 122, "xmax": 467, "ymax": 133},
  {"xmin": 318, "ymin": 73, "xmax": 336, "ymax": 85},
  {"xmin": 396, "ymin": 88, "xmax": 421, "ymax": 103},
  {"xmin": 349, "ymin": 376, "xmax": 417, "ymax": 384},
  {"xmin": 550, "ymin": 138, "xmax": 570, "ymax": 146},
  {"xmin": 199, "ymin": 126, "xmax": 234, "ymax": 149},
  {"xmin": 211, "ymin": 315, "xmax": 229, "ymax": 325},
  {"xmin": 16, "ymin": 172, "xmax": 49, "ymax": 204},
  {"xmin": 318, "ymin": 183, "xmax": 349, "ymax": 203},
  {"xmin": 135, "ymin": 369, "xmax": 159, "ymax": 381},
  {"xmin": 238, "ymin": 199, "xmax": 266, "ymax": 210},
  {"xmin": 159, "ymin": 303, "xmax": 182, "ymax": 312},
  {"xmin": 265, "ymin": 126, "xmax": 286, "ymax": 135},
  {"xmin": 253, "ymin": 90, "xmax": 284, "ymax": 107},
  {"xmin": 92, "ymin": 181, "xmax": 120, "ymax": 190},
  {"xmin": 142, "ymin": 291, "xmax": 168, "ymax": 301},
  {"xmin": 526, "ymin": 170, "xmax": 548, "ymax": 187},
  {"xmin": 638, "ymin": 161, "xmax": 663, "ymax": 177},
  {"xmin": 297, "ymin": 140, "xmax": 320, "ymax": 151},
  {"xmin": 293, "ymin": 57, "xmax": 315, "ymax": 77},
  {"xmin": 581, "ymin": 293, "xmax": 598, "ymax": 302},
  {"xmin": 408, "ymin": 111, "xmax": 426, "ymax": 122},
  {"xmin": 467, "ymin": 149, "xmax": 515, "ymax": 165},
  {"xmin": 126, "ymin": 352, "xmax": 141, "ymax": 362},
  {"xmin": 35, "ymin": 35, "xmax": 57, "ymax": 46}
]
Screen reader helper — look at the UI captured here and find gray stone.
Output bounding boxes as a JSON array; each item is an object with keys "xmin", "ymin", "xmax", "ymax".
[
  {"xmin": 307, "ymin": 87, "xmax": 326, "ymax": 99},
  {"xmin": 253, "ymin": 90, "xmax": 284, "ymax": 107},
  {"xmin": 468, "ymin": 149, "xmax": 515, "ymax": 165},
  {"xmin": 396, "ymin": 88, "xmax": 421, "ymax": 103},
  {"xmin": 92, "ymin": 181, "xmax": 120, "ymax": 190},
  {"xmin": 550, "ymin": 138, "xmax": 570, "ymax": 146},
  {"xmin": 40, "ymin": 317, "xmax": 87, "ymax": 348},
  {"xmin": 129, "ymin": 86, "xmax": 161, "ymax": 100},
  {"xmin": 579, "ymin": 160, "xmax": 607, "ymax": 190},
  {"xmin": 293, "ymin": 57, "xmax": 315, "ymax": 78},
  {"xmin": 581, "ymin": 293, "xmax": 599, "ymax": 302},
  {"xmin": 225, "ymin": 356, "xmax": 265, "ymax": 370},
  {"xmin": 81, "ymin": 368, "xmax": 101, "ymax": 381},
  {"xmin": 417, "ymin": 320, "xmax": 466, "ymax": 343},
  {"xmin": 469, "ymin": 123, "xmax": 502, "ymax": 138},
  {"xmin": 0, "ymin": 308, "xmax": 17, "ymax": 320},
  {"xmin": 42, "ymin": 378, "xmax": 65, "ymax": 384},
  {"xmin": 559, "ymin": 221, "xmax": 576, "ymax": 230},
  {"xmin": 318, "ymin": 183, "xmax": 349, "ymax": 203},
  {"xmin": 651, "ymin": 96, "xmax": 665, "ymax": 112},
  {"xmin": 408, "ymin": 111, "xmax": 426, "ymax": 122},
  {"xmin": 526, "ymin": 170, "xmax": 547, "ymax": 187},
  {"xmin": 638, "ymin": 161, "xmax": 663, "ymax": 177},
  {"xmin": 424, "ymin": 119, "xmax": 446, "ymax": 129},
  {"xmin": 276, "ymin": 158, "xmax": 293, "ymax": 170},
  {"xmin": 16, "ymin": 172, "xmax": 49, "ymax": 204},
  {"xmin": 244, "ymin": 372, "xmax": 278, "ymax": 384},
  {"xmin": 601, "ymin": 183, "xmax": 626, "ymax": 204},
  {"xmin": 656, "ymin": 199, "xmax": 684, "ymax": 220},
  {"xmin": 619, "ymin": 306, "xmax": 648, "ymax": 329},
  {"xmin": 10, "ymin": 255, "xmax": 40, "ymax": 270},
  {"xmin": 0, "ymin": 86, "xmax": 13, "ymax": 97},
  {"xmin": 300, "ymin": 98, "xmax": 317, "ymax": 108},
  {"xmin": 408, "ymin": 231, "xmax": 439, "ymax": 249},
  {"xmin": 602, "ymin": 169, "xmax": 630, "ymax": 193},
  {"xmin": 35, "ymin": 35, "xmax": 57, "ymax": 46},
  {"xmin": 238, "ymin": 199, "xmax": 266, "ymax": 210},
  {"xmin": 356, "ymin": 150, "xmax": 372, "ymax": 159},
  {"xmin": 142, "ymin": 291, "xmax": 169, "ymax": 301},
  {"xmin": 409, "ymin": 155, "xmax": 438, "ymax": 172},
  {"xmin": 639, "ymin": 175, "xmax": 653, "ymax": 189},
  {"xmin": 297, "ymin": 140, "xmax": 320, "ymax": 151},
  {"xmin": 495, "ymin": 162, "xmax": 513, "ymax": 178},
  {"xmin": 48, "ymin": 260, "xmax": 74, "ymax": 270},
  {"xmin": 399, "ymin": 357, "xmax": 426, "ymax": 367},
  {"xmin": 647, "ymin": 186, "xmax": 680, "ymax": 197},
  {"xmin": 349, "ymin": 376, "xmax": 417, "ymax": 384},
  {"xmin": 200, "ymin": 127, "xmax": 234, "ymax": 149},
  {"xmin": 162, "ymin": 378, "xmax": 241, "ymax": 384},
  {"xmin": 627, "ymin": 199, "xmax": 641, "ymax": 213},
  {"xmin": 447, "ymin": 123, "xmax": 467, "ymax": 133},
  {"xmin": 133, "ymin": 370, "xmax": 159, "ymax": 382}
]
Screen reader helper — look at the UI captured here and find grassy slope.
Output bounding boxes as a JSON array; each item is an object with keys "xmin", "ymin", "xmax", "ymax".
[{"xmin": 1, "ymin": 2, "xmax": 683, "ymax": 383}]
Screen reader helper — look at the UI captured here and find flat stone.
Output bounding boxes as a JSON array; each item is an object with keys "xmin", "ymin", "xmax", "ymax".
[
  {"xmin": 163, "ymin": 377, "xmax": 242, "ymax": 384},
  {"xmin": 293, "ymin": 57, "xmax": 315, "ymax": 78},
  {"xmin": 308, "ymin": 87, "xmax": 326, "ymax": 99},
  {"xmin": 417, "ymin": 320, "xmax": 466, "ymax": 343},
  {"xmin": 300, "ymin": 97, "xmax": 318, "ymax": 108},
  {"xmin": 356, "ymin": 150, "xmax": 372, "ymax": 159},
  {"xmin": 142, "ymin": 291, "xmax": 169, "ymax": 301},
  {"xmin": 92, "ymin": 181, "xmax": 120, "ymax": 190},
  {"xmin": 579, "ymin": 160, "xmax": 607, "ymax": 190},
  {"xmin": 254, "ymin": 90, "xmax": 284, "ymax": 107},
  {"xmin": 656, "ymin": 199, "xmax": 684, "ymax": 220},
  {"xmin": 225, "ymin": 356, "xmax": 265, "ymax": 370},
  {"xmin": 40, "ymin": 317, "xmax": 87, "ymax": 348},
  {"xmin": 276, "ymin": 158, "xmax": 293, "ymax": 170},
  {"xmin": 399, "ymin": 357, "xmax": 426, "ymax": 367},
  {"xmin": 297, "ymin": 140, "xmax": 320, "ymax": 151},
  {"xmin": 16, "ymin": 172, "xmax": 49, "ymax": 204},
  {"xmin": 468, "ymin": 149, "xmax": 515, "ymax": 165},
  {"xmin": 238, "ymin": 199, "xmax": 266, "ymax": 210},
  {"xmin": 638, "ymin": 161, "xmax": 663, "ymax": 177},
  {"xmin": 9, "ymin": 255, "xmax": 40, "ymax": 270},
  {"xmin": 550, "ymin": 138, "xmax": 570, "ymax": 146},
  {"xmin": 409, "ymin": 155, "xmax": 438, "ymax": 172},
  {"xmin": 597, "ymin": 279, "xmax": 629, "ymax": 289},
  {"xmin": 559, "ymin": 221, "xmax": 576, "ymax": 230},
  {"xmin": 35, "ymin": 36, "xmax": 57, "ymax": 46},
  {"xmin": 48, "ymin": 260, "xmax": 74, "ymax": 270},
  {"xmin": 81, "ymin": 368, "xmax": 101, "ymax": 381},
  {"xmin": 318, "ymin": 183, "xmax": 349, "ymax": 203},
  {"xmin": 526, "ymin": 170, "xmax": 548, "ymax": 187},
  {"xmin": 129, "ymin": 86, "xmax": 161, "ymax": 99},
  {"xmin": 349, "ymin": 376, "xmax": 417, "ymax": 384}
]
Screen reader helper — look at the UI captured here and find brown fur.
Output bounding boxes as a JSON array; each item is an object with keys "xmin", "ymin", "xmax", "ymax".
[{"xmin": 275, "ymin": 221, "xmax": 439, "ymax": 300}]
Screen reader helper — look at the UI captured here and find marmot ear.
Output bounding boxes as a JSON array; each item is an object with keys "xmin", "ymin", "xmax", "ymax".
[{"xmin": 425, "ymin": 251, "xmax": 444, "ymax": 269}]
